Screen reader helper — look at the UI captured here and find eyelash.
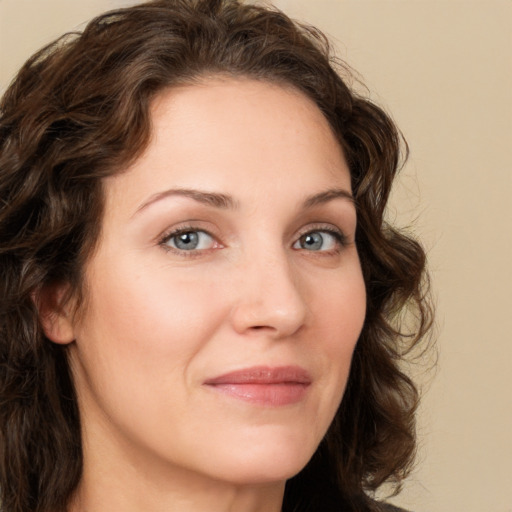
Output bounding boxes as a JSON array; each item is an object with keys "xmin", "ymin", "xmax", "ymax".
[
  {"xmin": 158, "ymin": 223, "xmax": 348, "ymax": 256},
  {"xmin": 295, "ymin": 225, "xmax": 348, "ymax": 254},
  {"xmin": 158, "ymin": 224, "xmax": 219, "ymax": 257}
]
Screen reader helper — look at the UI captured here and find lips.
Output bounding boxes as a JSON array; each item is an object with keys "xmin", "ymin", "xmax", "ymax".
[{"xmin": 203, "ymin": 366, "xmax": 311, "ymax": 406}]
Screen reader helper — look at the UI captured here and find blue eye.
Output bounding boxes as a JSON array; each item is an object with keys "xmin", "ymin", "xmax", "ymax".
[
  {"xmin": 293, "ymin": 230, "xmax": 341, "ymax": 252},
  {"xmin": 164, "ymin": 230, "xmax": 215, "ymax": 251}
]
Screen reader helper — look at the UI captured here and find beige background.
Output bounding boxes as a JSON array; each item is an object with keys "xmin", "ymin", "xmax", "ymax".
[{"xmin": 1, "ymin": 1, "xmax": 511, "ymax": 511}]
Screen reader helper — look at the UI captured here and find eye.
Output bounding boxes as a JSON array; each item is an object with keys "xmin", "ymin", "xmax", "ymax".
[
  {"xmin": 162, "ymin": 229, "xmax": 216, "ymax": 252},
  {"xmin": 293, "ymin": 230, "xmax": 343, "ymax": 252}
]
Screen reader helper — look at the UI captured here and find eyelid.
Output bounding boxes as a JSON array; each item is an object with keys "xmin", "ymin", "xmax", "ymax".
[
  {"xmin": 157, "ymin": 224, "xmax": 223, "ymax": 256},
  {"xmin": 294, "ymin": 223, "xmax": 349, "ymax": 245},
  {"xmin": 155, "ymin": 221, "xmax": 351, "ymax": 257}
]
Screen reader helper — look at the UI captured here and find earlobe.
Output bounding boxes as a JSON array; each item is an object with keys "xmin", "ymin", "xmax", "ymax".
[{"xmin": 33, "ymin": 283, "xmax": 76, "ymax": 345}]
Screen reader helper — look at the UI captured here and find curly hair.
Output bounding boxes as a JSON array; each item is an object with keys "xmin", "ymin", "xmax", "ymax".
[{"xmin": 0, "ymin": 1, "xmax": 433, "ymax": 511}]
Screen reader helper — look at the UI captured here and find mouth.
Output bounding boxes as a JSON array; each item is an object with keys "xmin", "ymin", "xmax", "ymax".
[{"xmin": 203, "ymin": 366, "xmax": 312, "ymax": 406}]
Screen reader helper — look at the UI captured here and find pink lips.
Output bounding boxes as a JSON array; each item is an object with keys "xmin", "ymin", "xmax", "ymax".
[{"xmin": 203, "ymin": 366, "xmax": 311, "ymax": 406}]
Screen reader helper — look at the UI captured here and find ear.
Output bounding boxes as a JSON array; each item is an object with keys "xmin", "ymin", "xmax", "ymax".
[{"xmin": 33, "ymin": 282, "xmax": 76, "ymax": 345}]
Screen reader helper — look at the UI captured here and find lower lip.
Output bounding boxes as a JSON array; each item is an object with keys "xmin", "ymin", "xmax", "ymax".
[{"xmin": 205, "ymin": 383, "xmax": 309, "ymax": 406}]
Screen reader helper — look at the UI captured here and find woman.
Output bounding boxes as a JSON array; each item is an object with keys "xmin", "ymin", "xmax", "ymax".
[{"xmin": 0, "ymin": 1, "xmax": 432, "ymax": 511}]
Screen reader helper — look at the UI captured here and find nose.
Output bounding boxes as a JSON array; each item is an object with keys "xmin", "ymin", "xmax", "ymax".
[{"xmin": 229, "ymin": 249, "xmax": 308, "ymax": 339}]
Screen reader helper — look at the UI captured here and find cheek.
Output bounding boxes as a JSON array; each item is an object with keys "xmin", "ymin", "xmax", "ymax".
[
  {"xmin": 308, "ymin": 264, "xmax": 366, "ymax": 400},
  {"xmin": 70, "ymin": 261, "xmax": 234, "ymax": 458},
  {"xmin": 73, "ymin": 260, "xmax": 229, "ymax": 399},
  {"xmin": 313, "ymin": 263, "xmax": 366, "ymax": 346}
]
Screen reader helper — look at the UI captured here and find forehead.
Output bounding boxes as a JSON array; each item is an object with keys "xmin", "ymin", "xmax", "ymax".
[
  {"xmin": 150, "ymin": 77, "xmax": 342, "ymax": 161},
  {"xmin": 104, "ymin": 78, "xmax": 351, "ymax": 213}
]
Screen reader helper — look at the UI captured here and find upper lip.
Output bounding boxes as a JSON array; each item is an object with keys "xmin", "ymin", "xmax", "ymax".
[{"xmin": 203, "ymin": 365, "xmax": 312, "ymax": 385}]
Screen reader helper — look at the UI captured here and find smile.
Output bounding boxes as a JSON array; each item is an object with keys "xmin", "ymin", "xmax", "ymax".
[{"xmin": 203, "ymin": 366, "xmax": 312, "ymax": 406}]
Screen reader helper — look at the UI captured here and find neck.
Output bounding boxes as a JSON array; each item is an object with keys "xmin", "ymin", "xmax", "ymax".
[
  {"xmin": 68, "ymin": 424, "xmax": 285, "ymax": 512},
  {"xmin": 69, "ymin": 477, "xmax": 284, "ymax": 512}
]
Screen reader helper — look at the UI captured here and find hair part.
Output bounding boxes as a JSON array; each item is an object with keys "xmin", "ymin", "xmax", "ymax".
[{"xmin": 0, "ymin": 1, "xmax": 433, "ymax": 511}]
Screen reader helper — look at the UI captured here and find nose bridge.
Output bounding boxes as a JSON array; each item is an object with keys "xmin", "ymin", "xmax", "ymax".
[{"xmin": 230, "ymin": 240, "xmax": 308, "ymax": 337}]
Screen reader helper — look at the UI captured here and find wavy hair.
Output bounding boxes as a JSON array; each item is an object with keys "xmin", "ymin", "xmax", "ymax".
[{"xmin": 0, "ymin": 1, "xmax": 433, "ymax": 511}]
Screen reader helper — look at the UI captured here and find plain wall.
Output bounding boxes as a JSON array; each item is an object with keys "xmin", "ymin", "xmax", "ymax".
[{"xmin": 1, "ymin": 1, "xmax": 511, "ymax": 511}]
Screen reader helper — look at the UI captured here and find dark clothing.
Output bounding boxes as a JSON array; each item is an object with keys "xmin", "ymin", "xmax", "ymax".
[{"xmin": 378, "ymin": 503, "xmax": 410, "ymax": 512}]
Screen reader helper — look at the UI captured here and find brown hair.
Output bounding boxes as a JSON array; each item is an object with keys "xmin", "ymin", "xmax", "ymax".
[{"xmin": 0, "ymin": 1, "xmax": 433, "ymax": 511}]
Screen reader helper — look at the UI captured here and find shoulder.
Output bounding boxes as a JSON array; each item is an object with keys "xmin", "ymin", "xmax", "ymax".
[{"xmin": 376, "ymin": 502, "xmax": 411, "ymax": 512}]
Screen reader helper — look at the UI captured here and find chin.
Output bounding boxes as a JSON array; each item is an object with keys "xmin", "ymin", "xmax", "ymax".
[{"xmin": 199, "ymin": 434, "xmax": 318, "ymax": 486}]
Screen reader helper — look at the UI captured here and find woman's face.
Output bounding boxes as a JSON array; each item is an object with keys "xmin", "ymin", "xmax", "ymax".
[{"xmin": 64, "ymin": 79, "xmax": 366, "ymax": 487}]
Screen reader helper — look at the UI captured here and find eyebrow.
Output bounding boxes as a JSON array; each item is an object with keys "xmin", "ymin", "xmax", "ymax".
[
  {"xmin": 134, "ymin": 186, "xmax": 354, "ymax": 217},
  {"xmin": 302, "ymin": 188, "xmax": 355, "ymax": 208},
  {"xmin": 134, "ymin": 188, "xmax": 237, "ymax": 216}
]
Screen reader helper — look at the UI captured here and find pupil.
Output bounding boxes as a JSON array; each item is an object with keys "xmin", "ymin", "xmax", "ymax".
[
  {"xmin": 303, "ymin": 233, "xmax": 323, "ymax": 250},
  {"xmin": 176, "ymin": 231, "xmax": 198, "ymax": 249}
]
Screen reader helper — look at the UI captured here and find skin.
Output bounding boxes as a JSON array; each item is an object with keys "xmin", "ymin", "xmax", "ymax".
[{"xmin": 46, "ymin": 78, "xmax": 366, "ymax": 512}]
